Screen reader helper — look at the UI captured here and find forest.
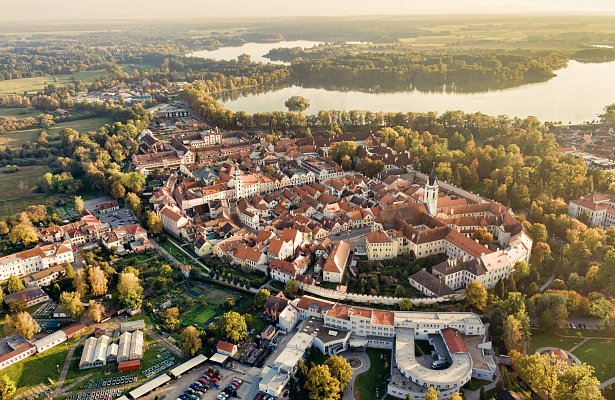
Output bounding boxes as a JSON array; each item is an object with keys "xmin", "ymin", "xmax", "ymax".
[{"xmin": 267, "ymin": 46, "xmax": 569, "ymax": 92}]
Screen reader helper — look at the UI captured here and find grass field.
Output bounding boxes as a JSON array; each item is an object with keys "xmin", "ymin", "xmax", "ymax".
[
  {"xmin": 354, "ymin": 349, "xmax": 391, "ymax": 400},
  {"xmin": 181, "ymin": 306, "xmax": 218, "ymax": 327},
  {"xmin": 0, "ymin": 70, "xmax": 106, "ymax": 95},
  {"xmin": 0, "ymin": 107, "xmax": 41, "ymax": 117},
  {"xmin": 0, "ymin": 116, "xmax": 113, "ymax": 149},
  {"xmin": 3, "ymin": 338, "xmax": 78, "ymax": 394},
  {"xmin": 574, "ymin": 338, "xmax": 615, "ymax": 383},
  {"xmin": 527, "ymin": 331, "xmax": 584, "ymax": 354}
]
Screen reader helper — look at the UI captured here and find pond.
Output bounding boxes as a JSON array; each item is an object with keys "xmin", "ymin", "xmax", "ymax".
[{"xmin": 220, "ymin": 60, "xmax": 615, "ymax": 124}]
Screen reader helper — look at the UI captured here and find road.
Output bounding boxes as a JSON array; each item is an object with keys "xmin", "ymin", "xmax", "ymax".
[
  {"xmin": 341, "ymin": 350, "xmax": 370, "ymax": 400},
  {"xmin": 539, "ymin": 273, "xmax": 555, "ymax": 292},
  {"xmin": 329, "ymin": 227, "xmax": 371, "ymax": 243}
]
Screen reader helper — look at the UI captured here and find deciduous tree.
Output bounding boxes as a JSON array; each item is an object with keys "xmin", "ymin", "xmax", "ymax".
[
  {"xmin": 88, "ymin": 265, "xmax": 108, "ymax": 297},
  {"xmin": 218, "ymin": 311, "xmax": 247, "ymax": 342},
  {"xmin": 117, "ymin": 272, "xmax": 143, "ymax": 310},
  {"xmin": 255, "ymin": 288, "xmax": 270, "ymax": 307},
  {"xmin": 3, "ymin": 312, "xmax": 40, "ymax": 339},
  {"xmin": 88, "ymin": 300, "xmax": 105, "ymax": 323},
  {"xmin": 0, "ymin": 375, "xmax": 16, "ymax": 400},
  {"xmin": 164, "ymin": 307, "xmax": 180, "ymax": 330},
  {"xmin": 304, "ymin": 364, "xmax": 341, "ymax": 400},
  {"xmin": 424, "ymin": 387, "xmax": 439, "ymax": 400},
  {"xmin": 465, "ymin": 281, "xmax": 487, "ymax": 310},
  {"xmin": 325, "ymin": 355, "xmax": 353, "ymax": 390},
  {"xmin": 60, "ymin": 291, "xmax": 85, "ymax": 320},
  {"xmin": 146, "ymin": 211, "xmax": 162, "ymax": 234},
  {"xmin": 6, "ymin": 275, "xmax": 24, "ymax": 293},
  {"xmin": 284, "ymin": 280, "xmax": 299, "ymax": 295},
  {"xmin": 180, "ymin": 326, "xmax": 202, "ymax": 357}
]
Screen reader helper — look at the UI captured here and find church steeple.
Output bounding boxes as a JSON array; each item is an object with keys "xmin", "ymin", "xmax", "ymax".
[{"xmin": 423, "ymin": 162, "xmax": 439, "ymax": 216}]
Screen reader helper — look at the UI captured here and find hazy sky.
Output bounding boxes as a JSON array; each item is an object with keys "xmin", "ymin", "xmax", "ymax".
[{"xmin": 2, "ymin": 0, "xmax": 615, "ymax": 21}]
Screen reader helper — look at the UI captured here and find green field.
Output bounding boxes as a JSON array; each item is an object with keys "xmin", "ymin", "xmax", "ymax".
[
  {"xmin": 574, "ymin": 339, "xmax": 615, "ymax": 383},
  {"xmin": 0, "ymin": 70, "xmax": 108, "ymax": 95},
  {"xmin": 527, "ymin": 331, "xmax": 584, "ymax": 354},
  {"xmin": 3, "ymin": 338, "xmax": 77, "ymax": 394},
  {"xmin": 354, "ymin": 349, "xmax": 391, "ymax": 400},
  {"xmin": 0, "ymin": 116, "xmax": 113, "ymax": 149},
  {"xmin": 0, "ymin": 107, "xmax": 41, "ymax": 117}
]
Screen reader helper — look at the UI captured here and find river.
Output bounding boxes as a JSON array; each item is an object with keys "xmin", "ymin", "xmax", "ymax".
[{"xmin": 189, "ymin": 41, "xmax": 615, "ymax": 124}]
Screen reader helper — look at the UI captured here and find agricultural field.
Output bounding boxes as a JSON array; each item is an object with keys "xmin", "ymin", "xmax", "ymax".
[
  {"xmin": 0, "ymin": 107, "xmax": 41, "ymax": 117},
  {"xmin": 0, "ymin": 165, "xmax": 53, "ymax": 217}
]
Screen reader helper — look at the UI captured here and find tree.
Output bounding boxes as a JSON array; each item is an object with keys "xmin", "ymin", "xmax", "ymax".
[
  {"xmin": 8, "ymin": 221, "xmax": 38, "ymax": 245},
  {"xmin": 465, "ymin": 281, "xmax": 487, "ymax": 310},
  {"xmin": 73, "ymin": 269, "xmax": 88, "ymax": 296},
  {"xmin": 325, "ymin": 356, "xmax": 353, "ymax": 390},
  {"xmin": 146, "ymin": 211, "xmax": 162, "ymax": 234},
  {"xmin": 0, "ymin": 221, "xmax": 8, "ymax": 236},
  {"xmin": 164, "ymin": 307, "xmax": 180, "ymax": 331},
  {"xmin": 447, "ymin": 394, "xmax": 463, "ymax": 400},
  {"xmin": 88, "ymin": 300, "xmax": 105, "ymax": 323},
  {"xmin": 284, "ymin": 280, "xmax": 299, "ymax": 295},
  {"xmin": 471, "ymin": 227, "xmax": 493, "ymax": 246},
  {"xmin": 503, "ymin": 315, "xmax": 524, "ymax": 352},
  {"xmin": 399, "ymin": 299, "xmax": 414, "ymax": 311},
  {"xmin": 117, "ymin": 272, "xmax": 143, "ymax": 310},
  {"xmin": 530, "ymin": 223, "xmax": 548, "ymax": 243},
  {"xmin": 180, "ymin": 326, "xmax": 202, "ymax": 357},
  {"xmin": 125, "ymin": 192, "xmax": 141, "ymax": 216},
  {"xmin": 255, "ymin": 288, "xmax": 270, "ymax": 307},
  {"xmin": 0, "ymin": 287, "xmax": 3, "ymax": 304},
  {"xmin": 3, "ymin": 312, "xmax": 40, "ymax": 339},
  {"xmin": 6, "ymin": 275, "xmax": 24, "ymax": 293},
  {"xmin": 0, "ymin": 375, "xmax": 16, "ymax": 400},
  {"xmin": 224, "ymin": 297, "xmax": 236, "ymax": 308},
  {"xmin": 218, "ymin": 311, "xmax": 248, "ymax": 342},
  {"xmin": 329, "ymin": 141, "xmax": 358, "ymax": 165},
  {"xmin": 556, "ymin": 362, "xmax": 605, "ymax": 400},
  {"xmin": 74, "ymin": 195, "xmax": 84, "ymax": 214},
  {"xmin": 243, "ymin": 313, "xmax": 254, "ymax": 329},
  {"xmin": 589, "ymin": 297, "xmax": 614, "ymax": 329},
  {"xmin": 531, "ymin": 242, "xmax": 551, "ymax": 265},
  {"xmin": 60, "ymin": 291, "xmax": 85, "ymax": 320},
  {"xmin": 111, "ymin": 180, "xmax": 126, "ymax": 199},
  {"xmin": 304, "ymin": 364, "xmax": 341, "ymax": 400},
  {"xmin": 88, "ymin": 266, "xmax": 108, "ymax": 297},
  {"xmin": 65, "ymin": 263, "xmax": 76, "ymax": 279},
  {"xmin": 285, "ymin": 96, "xmax": 310, "ymax": 112},
  {"xmin": 424, "ymin": 387, "xmax": 439, "ymax": 400}
]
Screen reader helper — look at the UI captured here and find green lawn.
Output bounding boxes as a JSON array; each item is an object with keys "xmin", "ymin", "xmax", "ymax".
[
  {"xmin": 3, "ymin": 338, "xmax": 77, "ymax": 394},
  {"xmin": 573, "ymin": 338, "xmax": 615, "ymax": 383},
  {"xmin": 528, "ymin": 331, "xmax": 584, "ymax": 354},
  {"xmin": 354, "ymin": 349, "xmax": 391, "ymax": 400},
  {"xmin": 181, "ymin": 306, "xmax": 218, "ymax": 328}
]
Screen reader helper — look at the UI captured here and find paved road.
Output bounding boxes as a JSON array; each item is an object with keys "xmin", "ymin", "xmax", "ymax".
[
  {"xmin": 539, "ymin": 274, "xmax": 555, "ymax": 292},
  {"xmin": 340, "ymin": 351, "xmax": 370, "ymax": 400}
]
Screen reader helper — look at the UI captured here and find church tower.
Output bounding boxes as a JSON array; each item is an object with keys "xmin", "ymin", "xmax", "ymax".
[
  {"xmin": 423, "ymin": 163, "xmax": 439, "ymax": 215},
  {"xmin": 233, "ymin": 164, "xmax": 243, "ymax": 200}
]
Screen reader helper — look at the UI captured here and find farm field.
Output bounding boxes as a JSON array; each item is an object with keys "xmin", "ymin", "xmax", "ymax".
[{"xmin": 0, "ymin": 165, "xmax": 53, "ymax": 218}]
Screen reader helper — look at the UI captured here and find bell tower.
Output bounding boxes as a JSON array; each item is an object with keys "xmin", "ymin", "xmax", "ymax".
[{"xmin": 423, "ymin": 163, "xmax": 439, "ymax": 215}]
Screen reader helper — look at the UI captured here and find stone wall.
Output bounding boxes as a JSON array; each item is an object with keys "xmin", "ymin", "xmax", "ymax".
[{"xmin": 299, "ymin": 283, "xmax": 465, "ymax": 305}]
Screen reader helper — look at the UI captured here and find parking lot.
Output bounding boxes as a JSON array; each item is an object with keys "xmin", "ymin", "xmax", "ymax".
[
  {"xmin": 83, "ymin": 196, "xmax": 137, "ymax": 229},
  {"xmin": 146, "ymin": 364, "xmax": 260, "ymax": 400}
]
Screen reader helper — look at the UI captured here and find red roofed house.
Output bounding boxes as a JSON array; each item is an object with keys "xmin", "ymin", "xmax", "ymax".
[
  {"xmin": 216, "ymin": 340, "xmax": 238, "ymax": 357},
  {"xmin": 323, "ymin": 241, "xmax": 351, "ymax": 283}
]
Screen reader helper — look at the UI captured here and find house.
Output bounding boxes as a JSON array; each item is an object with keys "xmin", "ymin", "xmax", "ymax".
[
  {"xmin": 263, "ymin": 292, "xmax": 289, "ymax": 321},
  {"xmin": 216, "ymin": 340, "xmax": 238, "ymax": 357},
  {"xmin": 0, "ymin": 241, "xmax": 74, "ymax": 280},
  {"xmin": 25, "ymin": 264, "xmax": 66, "ymax": 287},
  {"xmin": 101, "ymin": 224, "xmax": 149, "ymax": 252},
  {"xmin": 4, "ymin": 286, "xmax": 50, "ymax": 308},
  {"xmin": 322, "ymin": 241, "xmax": 351, "ymax": 283},
  {"xmin": 159, "ymin": 206, "xmax": 189, "ymax": 237},
  {"xmin": 96, "ymin": 200, "xmax": 120, "ymax": 214}
]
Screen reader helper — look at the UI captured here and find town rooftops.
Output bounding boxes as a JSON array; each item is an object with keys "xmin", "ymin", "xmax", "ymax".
[
  {"xmin": 409, "ymin": 269, "xmax": 455, "ymax": 297},
  {"xmin": 4, "ymin": 286, "xmax": 48, "ymax": 304},
  {"xmin": 323, "ymin": 241, "xmax": 350, "ymax": 274}
]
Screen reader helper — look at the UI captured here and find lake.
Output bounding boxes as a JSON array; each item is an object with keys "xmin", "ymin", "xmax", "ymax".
[
  {"xmin": 187, "ymin": 40, "xmax": 323, "ymax": 64},
  {"xmin": 220, "ymin": 60, "xmax": 615, "ymax": 124}
]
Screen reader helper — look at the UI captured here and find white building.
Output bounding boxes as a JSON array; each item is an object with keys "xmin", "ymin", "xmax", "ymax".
[
  {"xmin": 568, "ymin": 193, "xmax": 615, "ymax": 228},
  {"xmin": 0, "ymin": 241, "xmax": 74, "ymax": 281}
]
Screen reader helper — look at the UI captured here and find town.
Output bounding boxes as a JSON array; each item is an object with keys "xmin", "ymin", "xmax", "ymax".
[{"xmin": 0, "ymin": 9, "xmax": 614, "ymax": 400}]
